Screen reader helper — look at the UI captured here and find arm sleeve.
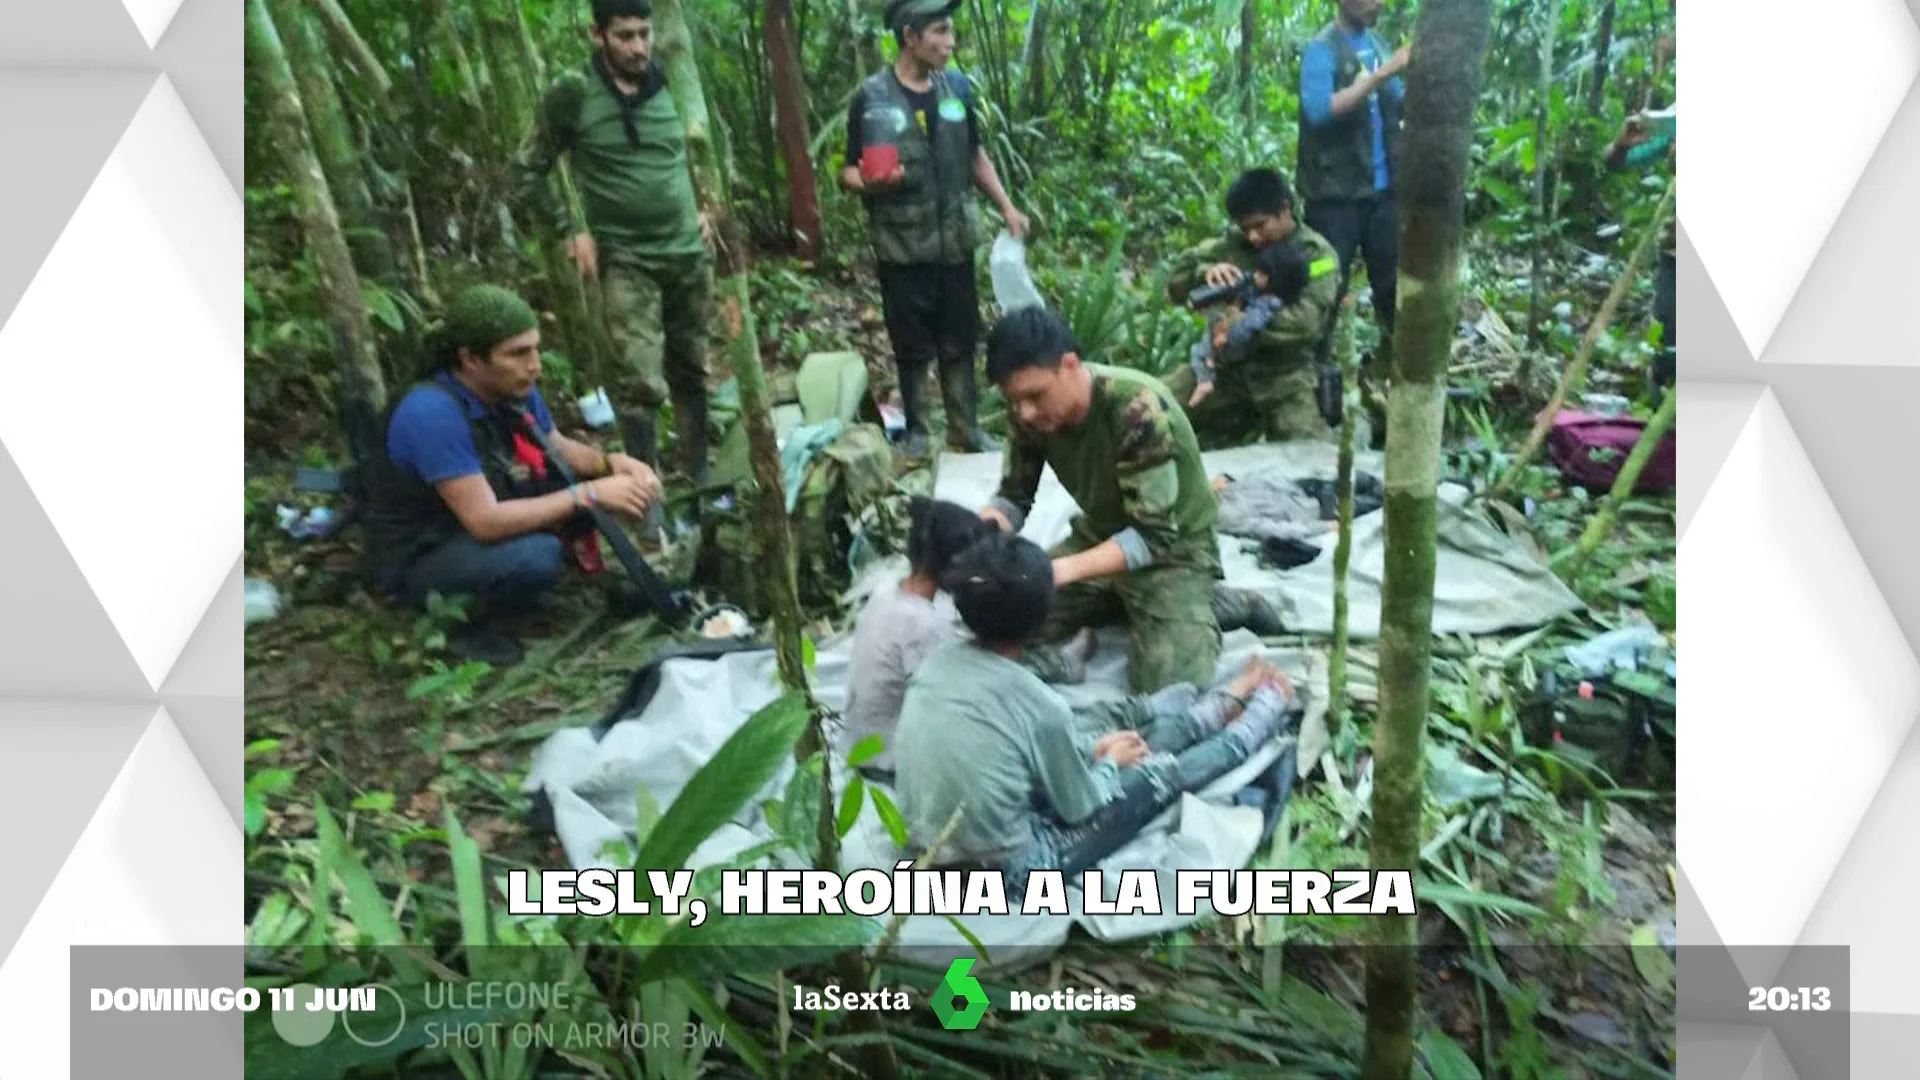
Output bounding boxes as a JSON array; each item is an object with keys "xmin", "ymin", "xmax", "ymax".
[
  {"xmin": 1224, "ymin": 296, "xmax": 1284, "ymax": 347},
  {"xmin": 513, "ymin": 76, "xmax": 585, "ymax": 238},
  {"xmin": 843, "ymin": 89, "xmax": 865, "ymax": 168},
  {"xmin": 387, "ymin": 393, "xmax": 484, "ymax": 486},
  {"xmin": 1621, "ymin": 131, "xmax": 1673, "ymax": 169},
  {"xmin": 1165, "ymin": 236, "xmax": 1231, "ymax": 303},
  {"xmin": 1300, "ymin": 41, "xmax": 1336, "ymax": 127},
  {"xmin": 1111, "ymin": 388, "xmax": 1190, "ymax": 563},
  {"xmin": 1031, "ymin": 708, "xmax": 1123, "ymax": 825},
  {"xmin": 993, "ymin": 429, "xmax": 1046, "ymax": 527}
]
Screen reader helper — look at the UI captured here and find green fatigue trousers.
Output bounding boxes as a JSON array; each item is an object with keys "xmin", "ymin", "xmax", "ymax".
[
  {"xmin": 600, "ymin": 251, "xmax": 715, "ymax": 413},
  {"xmin": 1025, "ymin": 555, "xmax": 1223, "ymax": 695},
  {"xmin": 1162, "ymin": 359, "xmax": 1333, "ymax": 445}
]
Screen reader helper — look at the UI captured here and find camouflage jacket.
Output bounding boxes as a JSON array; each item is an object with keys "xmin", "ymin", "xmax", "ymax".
[
  {"xmin": 1164, "ymin": 224, "xmax": 1342, "ymax": 373},
  {"xmin": 992, "ymin": 365, "xmax": 1219, "ymax": 574}
]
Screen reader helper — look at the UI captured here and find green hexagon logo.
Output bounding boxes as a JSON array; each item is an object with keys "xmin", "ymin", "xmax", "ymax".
[{"xmin": 931, "ymin": 958, "xmax": 989, "ymax": 1030}]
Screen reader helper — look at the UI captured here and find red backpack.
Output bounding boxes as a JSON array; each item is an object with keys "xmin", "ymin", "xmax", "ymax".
[{"xmin": 1548, "ymin": 410, "xmax": 1675, "ymax": 495}]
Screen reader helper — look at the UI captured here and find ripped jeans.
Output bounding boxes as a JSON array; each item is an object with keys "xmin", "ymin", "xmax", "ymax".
[{"xmin": 1003, "ymin": 683, "xmax": 1291, "ymax": 899}]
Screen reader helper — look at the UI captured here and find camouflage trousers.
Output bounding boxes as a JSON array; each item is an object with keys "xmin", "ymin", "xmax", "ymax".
[
  {"xmin": 1023, "ymin": 558, "xmax": 1223, "ymax": 694},
  {"xmin": 600, "ymin": 251, "xmax": 714, "ymax": 415},
  {"xmin": 1162, "ymin": 358, "xmax": 1333, "ymax": 445}
]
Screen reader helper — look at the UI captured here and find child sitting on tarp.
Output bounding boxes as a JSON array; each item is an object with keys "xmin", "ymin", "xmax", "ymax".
[
  {"xmin": 845, "ymin": 498, "xmax": 1096, "ymax": 785},
  {"xmin": 893, "ymin": 531, "xmax": 1294, "ymax": 890},
  {"xmin": 1186, "ymin": 241, "xmax": 1313, "ymax": 409}
]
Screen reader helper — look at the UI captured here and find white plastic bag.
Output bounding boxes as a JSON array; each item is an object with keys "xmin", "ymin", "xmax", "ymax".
[{"xmin": 989, "ymin": 231, "xmax": 1045, "ymax": 314}]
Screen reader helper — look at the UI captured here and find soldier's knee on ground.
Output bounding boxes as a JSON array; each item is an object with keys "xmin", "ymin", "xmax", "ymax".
[{"xmin": 1127, "ymin": 619, "xmax": 1222, "ymax": 694}]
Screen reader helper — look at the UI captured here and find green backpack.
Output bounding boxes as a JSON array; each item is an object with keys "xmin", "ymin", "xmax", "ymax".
[{"xmin": 699, "ymin": 422, "xmax": 901, "ymax": 618}]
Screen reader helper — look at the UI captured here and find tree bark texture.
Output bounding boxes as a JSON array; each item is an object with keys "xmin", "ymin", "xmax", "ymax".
[{"xmin": 765, "ymin": 0, "xmax": 823, "ymax": 258}]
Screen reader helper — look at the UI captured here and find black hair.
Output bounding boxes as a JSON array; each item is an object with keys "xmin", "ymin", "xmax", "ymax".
[
  {"xmin": 906, "ymin": 497, "xmax": 992, "ymax": 579},
  {"xmin": 593, "ymin": 0, "xmax": 653, "ymax": 29},
  {"xmin": 1254, "ymin": 243, "xmax": 1311, "ymax": 305},
  {"xmin": 1224, "ymin": 168, "xmax": 1293, "ymax": 220},
  {"xmin": 893, "ymin": 12, "xmax": 948, "ymax": 46},
  {"xmin": 985, "ymin": 306, "xmax": 1079, "ymax": 385},
  {"xmin": 940, "ymin": 532, "xmax": 1054, "ymax": 646}
]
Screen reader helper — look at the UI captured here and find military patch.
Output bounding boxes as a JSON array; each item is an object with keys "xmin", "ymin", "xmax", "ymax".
[
  {"xmin": 1309, "ymin": 256, "xmax": 1337, "ymax": 278},
  {"xmin": 1119, "ymin": 389, "xmax": 1175, "ymax": 462},
  {"xmin": 937, "ymin": 96, "xmax": 967, "ymax": 123}
]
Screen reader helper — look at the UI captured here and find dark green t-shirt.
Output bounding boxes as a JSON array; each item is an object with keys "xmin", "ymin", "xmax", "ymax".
[{"xmin": 514, "ymin": 62, "xmax": 704, "ymax": 261}]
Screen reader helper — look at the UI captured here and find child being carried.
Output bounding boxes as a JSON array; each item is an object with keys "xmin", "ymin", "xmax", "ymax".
[{"xmin": 1187, "ymin": 242, "xmax": 1312, "ymax": 409}]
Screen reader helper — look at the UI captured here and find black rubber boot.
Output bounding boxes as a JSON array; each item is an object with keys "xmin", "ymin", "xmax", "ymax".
[
  {"xmin": 673, "ymin": 391, "xmax": 710, "ymax": 488},
  {"xmin": 940, "ymin": 355, "xmax": 1000, "ymax": 452},
  {"xmin": 897, "ymin": 355, "xmax": 932, "ymax": 456}
]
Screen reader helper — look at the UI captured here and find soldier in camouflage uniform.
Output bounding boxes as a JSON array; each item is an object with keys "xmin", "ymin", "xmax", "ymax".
[
  {"xmin": 980, "ymin": 308, "xmax": 1283, "ymax": 694},
  {"xmin": 514, "ymin": 0, "xmax": 714, "ymax": 487},
  {"xmin": 1164, "ymin": 169, "xmax": 1342, "ymax": 445}
]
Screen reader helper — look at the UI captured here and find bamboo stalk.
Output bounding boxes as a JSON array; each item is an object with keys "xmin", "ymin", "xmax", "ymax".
[{"xmin": 305, "ymin": 0, "xmax": 392, "ymax": 97}]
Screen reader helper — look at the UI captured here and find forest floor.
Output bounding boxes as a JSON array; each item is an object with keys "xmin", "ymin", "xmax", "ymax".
[{"xmin": 243, "ymin": 239, "xmax": 1677, "ymax": 1076}]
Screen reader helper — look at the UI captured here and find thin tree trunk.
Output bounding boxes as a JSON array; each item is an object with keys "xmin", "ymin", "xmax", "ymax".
[
  {"xmin": 1327, "ymin": 296, "xmax": 1359, "ymax": 739},
  {"xmin": 1523, "ymin": 0, "xmax": 1562, "ymax": 346},
  {"xmin": 766, "ymin": 0, "xmax": 823, "ymax": 259},
  {"xmin": 1022, "ymin": 0, "xmax": 1051, "ymax": 116},
  {"xmin": 428, "ymin": 0, "xmax": 485, "ymax": 111},
  {"xmin": 1360, "ymin": 0, "xmax": 1491, "ymax": 1077},
  {"xmin": 399, "ymin": 179, "xmax": 438, "ymax": 305},
  {"xmin": 1557, "ymin": 387, "xmax": 1675, "ymax": 576},
  {"xmin": 1585, "ymin": 0, "xmax": 1615, "ymax": 116},
  {"xmin": 1240, "ymin": 0, "xmax": 1257, "ymax": 123},
  {"xmin": 849, "ymin": 0, "xmax": 882, "ymax": 74},
  {"xmin": 249, "ymin": 0, "xmax": 388, "ymax": 464},
  {"xmin": 305, "ymin": 0, "xmax": 391, "ymax": 97},
  {"xmin": 279, "ymin": 1, "xmax": 395, "ymax": 281},
  {"xmin": 1494, "ymin": 180, "xmax": 1674, "ymax": 499}
]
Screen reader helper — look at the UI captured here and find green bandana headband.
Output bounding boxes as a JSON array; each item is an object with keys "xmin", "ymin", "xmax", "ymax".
[{"xmin": 437, "ymin": 285, "xmax": 539, "ymax": 364}]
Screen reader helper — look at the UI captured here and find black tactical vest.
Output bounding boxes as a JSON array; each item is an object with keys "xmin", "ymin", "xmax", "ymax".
[
  {"xmin": 857, "ymin": 69, "xmax": 981, "ymax": 266},
  {"xmin": 1295, "ymin": 23, "xmax": 1403, "ymax": 204}
]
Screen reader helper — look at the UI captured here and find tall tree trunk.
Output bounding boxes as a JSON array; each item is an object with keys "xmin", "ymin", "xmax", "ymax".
[
  {"xmin": 428, "ymin": 0, "xmax": 485, "ymax": 111},
  {"xmin": 248, "ymin": 0, "xmax": 388, "ymax": 468},
  {"xmin": 1022, "ymin": 0, "xmax": 1051, "ymax": 116},
  {"xmin": 278, "ymin": 1, "xmax": 395, "ymax": 281},
  {"xmin": 1239, "ymin": 0, "xmax": 1257, "ymax": 123},
  {"xmin": 1585, "ymin": 0, "xmax": 1615, "ymax": 116},
  {"xmin": 1523, "ymin": 0, "xmax": 1562, "ymax": 346},
  {"xmin": 306, "ymin": 0, "xmax": 392, "ymax": 97},
  {"xmin": 1360, "ymin": 0, "xmax": 1491, "ymax": 1077},
  {"xmin": 766, "ymin": 0, "xmax": 823, "ymax": 259},
  {"xmin": 1327, "ymin": 295, "xmax": 1359, "ymax": 740}
]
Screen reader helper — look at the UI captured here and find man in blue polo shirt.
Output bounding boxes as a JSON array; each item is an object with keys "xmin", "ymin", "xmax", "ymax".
[
  {"xmin": 363, "ymin": 285, "xmax": 662, "ymax": 663},
  {"xmin": 1298, "ymin": 0, "xmax": 1407, "ymax": 391}
]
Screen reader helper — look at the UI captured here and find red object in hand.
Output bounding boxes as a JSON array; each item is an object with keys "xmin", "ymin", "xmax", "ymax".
[
  {"xmin": 1578, "ymin": 681, "xmax": 1594, "ymax": 700},
  {"xmin": 860, "ymin": 145, "xmax": 900, "ymax": 183}
]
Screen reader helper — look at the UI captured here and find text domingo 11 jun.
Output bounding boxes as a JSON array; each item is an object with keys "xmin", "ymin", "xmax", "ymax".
[{"xmin": 503, "ymin": 866, "xmax": 1417, "ymax": 922}]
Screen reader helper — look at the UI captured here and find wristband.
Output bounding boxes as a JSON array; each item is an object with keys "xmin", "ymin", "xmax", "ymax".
[{"xmin": 569, "ymin": 484, "xmax": 583, "ymax": 509}]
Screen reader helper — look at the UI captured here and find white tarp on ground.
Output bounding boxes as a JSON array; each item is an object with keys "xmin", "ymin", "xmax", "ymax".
[
  {"xmin": 522, "ymin": 441, "xmax": 1581, "ymax": 969},
  {"xmin": 932, "ymin": 441, "xmax": 1584, "ymax": 638},
  {"xmin": 523, "ymin": 629, "xmax": 1308, "ymax": 971}
]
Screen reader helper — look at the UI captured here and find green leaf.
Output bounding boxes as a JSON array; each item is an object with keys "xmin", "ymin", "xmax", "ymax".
[
  {"xmin": 243, "ymin": 789, "xmax": 267, "ymax": 838},
  {"xmin": 245, "ymin": 738, "xmax": 281, "ymax": 759},
  {"xmin": 633, "ymin": 783, "xmax": 663, "ymax": 852},
  {"xmin": 443, "ymin": 806, "xmax": 491, "ymax": 955},
  {"xmin": 635, "ymin": 692, "xmax": 811, "ymax": 881},
  {"xmin": 248, "ymin": 768, "xmax": 295, "ymax": 797},
  {"xmin": 869, "ymin": 787, "xmax": 910, "ymax": 848},
  {"xmin": 364, "ymin": 284, "xmax": 405, "ymax": 332},
  {"xmin": 837, "ymin": 775, "xmax": 867, "ymax": 838},
  {"xmin": 628, "ymin": 914, "xmax": 882, "ymax": 986},
  {"xmin": 848, "ymin": 734, "xmax": 885, "ymax": 767},
  {"xmin": 314, "ymin": 798, "xmax": 422, "ymax": 979},
  {"xmin": 351, "ymin": 792, "xmax": 395, "ymax": 813},
  {"xmin": 1631, "ymin": 923, "xmax": 1675, "ymax": 993},
  {"xmin": 1416, "ymin": 880, "xmax": 1547, "ymax": 919},
  {"xmin": 1419, "ymin": 1029, "xmax": 1483, "ymax": 1080},
  {"xmin": 802, "ymin": 635, "xmax": 817, "ymax": 674}
]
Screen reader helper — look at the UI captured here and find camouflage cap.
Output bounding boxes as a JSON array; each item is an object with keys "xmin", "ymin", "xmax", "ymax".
[{"xmin": 883, "ymin": 0, "xmax": 960, "ymax": 31}]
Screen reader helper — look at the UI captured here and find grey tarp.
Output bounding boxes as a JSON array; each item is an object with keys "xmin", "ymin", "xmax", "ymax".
[
  {"xmin": 522, "ymin": 628, "xmax": 1312, "ymax": 971},
  {"xmin": 932, "ymin": 441, "xmax": 1583, "ymax": 638}
]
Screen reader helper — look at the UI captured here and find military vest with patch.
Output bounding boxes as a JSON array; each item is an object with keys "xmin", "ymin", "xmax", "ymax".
[
  {"xmin": 1296, "ymin": 23, "xmax": 1404, "ymax": 203},
  {"xmin": 857, "ymin": 69, "xmax": 981, "ymax": 266}
]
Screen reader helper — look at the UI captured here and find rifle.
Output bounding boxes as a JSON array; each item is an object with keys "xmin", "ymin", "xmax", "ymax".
[
  {"xmin": 511, "ymin": 405, "xmax": 692, "ymax": 625},
  {"xmin": 1310, "ymin": 256, "xmax": 1356, "ymax": 431}
]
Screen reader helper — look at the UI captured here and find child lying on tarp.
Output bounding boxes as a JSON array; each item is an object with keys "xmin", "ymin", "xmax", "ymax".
[
  {"xmin": 844, "ymin": 498, "xmax": 1095, "ymax": 783},
  {"xmin": 894, "ymin": 531, "xmax": 1294, "ymax": 895}
]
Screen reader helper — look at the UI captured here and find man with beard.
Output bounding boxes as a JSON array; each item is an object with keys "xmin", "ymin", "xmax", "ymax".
[
  {"xmin": 840, "ymin": 0, "xmax": 1031, "ymax": 458},
  {"xmin": 515, "ymin": 0, "xmax": 715, "ymax": 496}
]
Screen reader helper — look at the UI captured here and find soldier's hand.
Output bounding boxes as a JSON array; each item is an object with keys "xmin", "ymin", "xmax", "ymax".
[
  {"xmin": 979, "ymin": 506, "xmax": 1014, "ymax": 533},
  {"xmin": 1381, "ymin": 45, "xmax": 1411, "ymax": 78},
  {"xmin": 566, "ymin": 231, "xmax": 600, "ymax": 280},
  {"xmin": 1002, "ymin": 206, "xmax": 1032, "ymax": 239},
  {"xmin": 861, "ymin": 165, "xmax": 907, "ymax": 194},
  {"xmin": 1202, "ymin": 262, "xmax": 1245, "ymax": 289},
  {"xmin": 589, "ymin": 473, "xmax": 656, "ymax": 518}
]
